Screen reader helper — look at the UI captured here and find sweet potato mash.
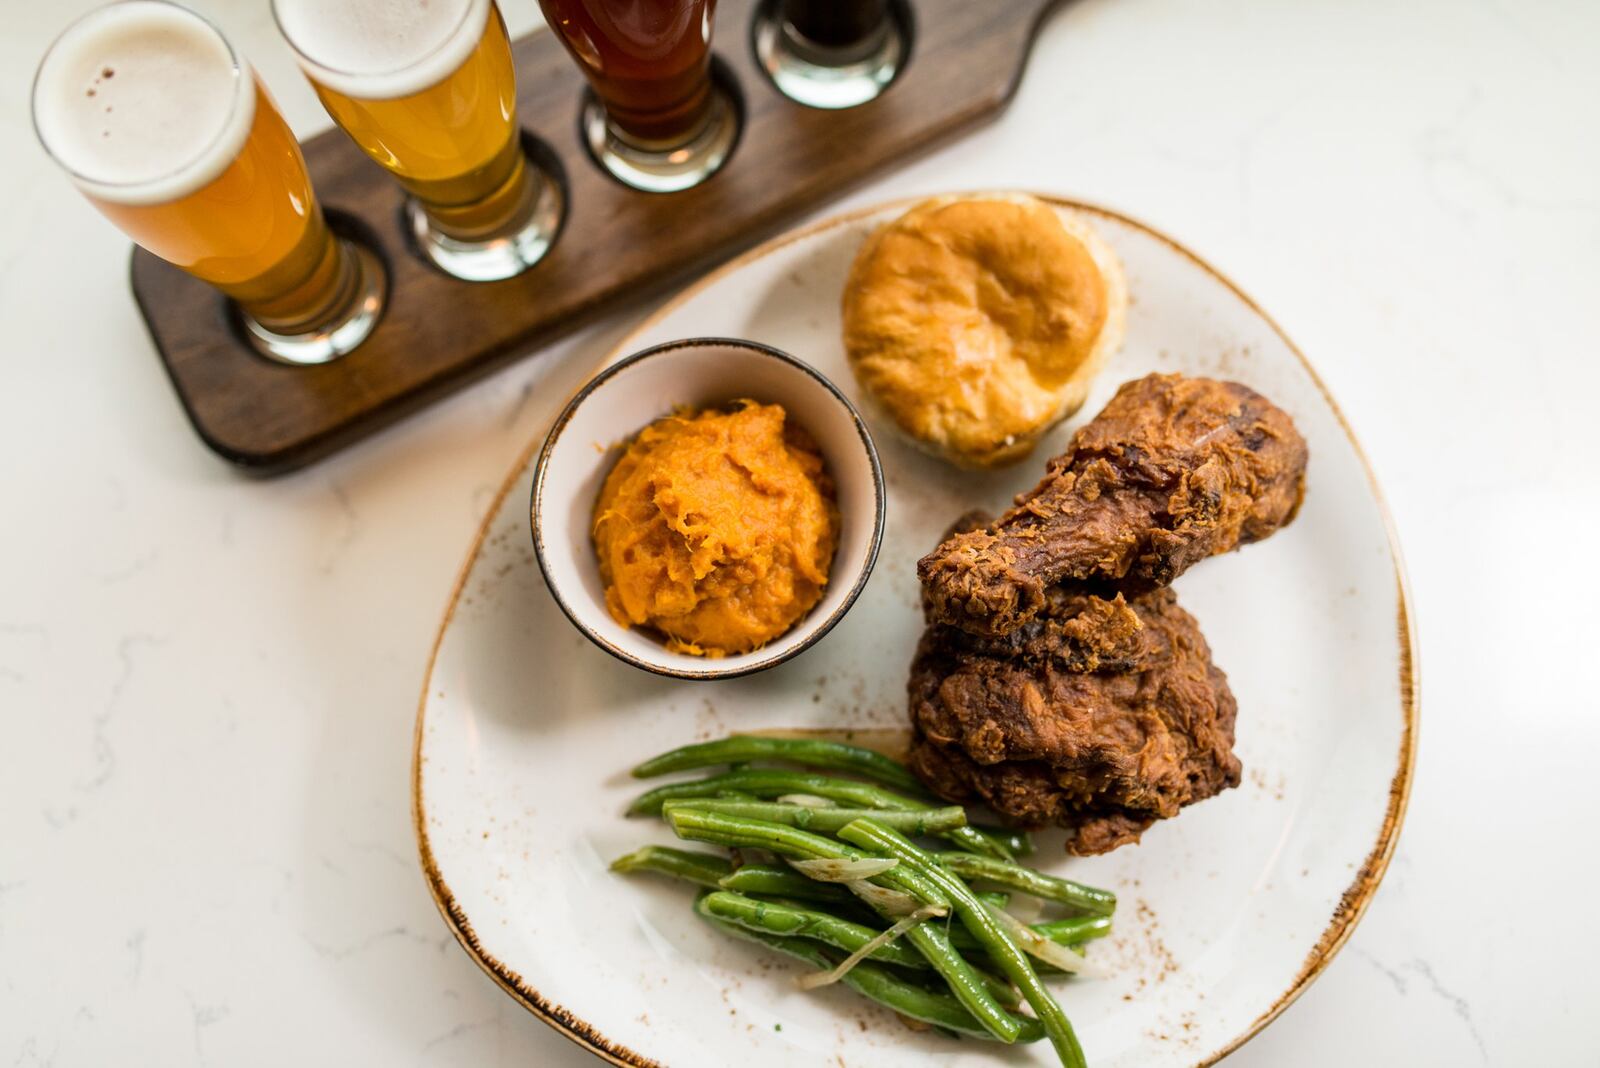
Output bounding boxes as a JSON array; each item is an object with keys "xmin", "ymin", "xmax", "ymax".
[{"xmin": 592, "ymin": 403, "xmax": 840, "ymax": 657}]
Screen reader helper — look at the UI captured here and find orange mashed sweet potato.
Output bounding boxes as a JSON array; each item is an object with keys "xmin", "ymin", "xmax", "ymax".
[{"xmin": 592, "ymin": 402, "xmax": 841, "ymax": 657}]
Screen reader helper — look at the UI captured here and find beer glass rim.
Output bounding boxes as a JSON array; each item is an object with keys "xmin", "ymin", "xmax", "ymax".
[
  {"xmin": 31, "ymin": 0, "xmax": 255, "ymax": 206},
  {"xmin": 270, "ymin": 0, "xmax": 492, "ymax": 101}
]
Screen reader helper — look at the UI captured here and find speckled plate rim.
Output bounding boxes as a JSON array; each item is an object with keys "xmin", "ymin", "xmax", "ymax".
[{"xmin": 411, "ymin": 192, "xmax": 1420, "ymax": 1068}]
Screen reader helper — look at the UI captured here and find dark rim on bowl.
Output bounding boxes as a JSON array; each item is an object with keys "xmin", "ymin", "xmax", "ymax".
[{"xmin": 530, "ymin": 336, "xmax": 887, "ymax": 681}]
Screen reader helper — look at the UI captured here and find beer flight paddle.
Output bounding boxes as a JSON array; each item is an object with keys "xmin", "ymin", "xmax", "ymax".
[{"xmin": 128, "ymin": 0, "xmax": 1063, "ymax": 473}]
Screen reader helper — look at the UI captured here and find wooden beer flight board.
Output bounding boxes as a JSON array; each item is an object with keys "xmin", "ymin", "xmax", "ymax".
[{"xmin": 131, "ymin": 0, "xmax": 1061, "ymax": 473}]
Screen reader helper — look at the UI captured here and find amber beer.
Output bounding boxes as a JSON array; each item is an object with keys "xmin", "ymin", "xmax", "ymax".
[
  {"xmin": 32, "ymin": 1, "xmax": 378, "ymax": 361},
  {"xmin": 275, "ymin": 0, "xmax": 559, "ymax": 280},
  {"xmin": 540, "ymin": 0, "xmax": 734, "ymax": 192},
  {"xmin": 539, "ymin": 0, "xmax": 717, "ymax": 144}
]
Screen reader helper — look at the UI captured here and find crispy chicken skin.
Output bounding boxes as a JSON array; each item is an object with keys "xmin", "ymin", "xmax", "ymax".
[
  {"xmin": 917, "ymin": 374, "xmax": 1308, "ymax": 637},
  {"xmin": 908, "ymin": 587, "xmax": 1241, "ymax": 855}
]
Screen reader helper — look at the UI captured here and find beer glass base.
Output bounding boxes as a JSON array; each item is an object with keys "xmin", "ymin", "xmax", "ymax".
[
  {"xmin": 582, "ymin": 89, "xmax": 738, "ymax": 194},
  {"xmin": 407, "ymin": 169, "xmax": 564, "ymax": 283},
  {"xmin": 243, "ymin": 241, "xmax": 386, "ymax": 366},
  {"xmin": 753, "ymin": 1, "xmax": 906, "ymax": 110}
]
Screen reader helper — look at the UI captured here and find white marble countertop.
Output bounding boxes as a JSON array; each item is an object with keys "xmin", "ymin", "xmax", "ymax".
[{"xmin": 4, "ymin": 1, "xmax": 1597, "ymax": 1064}]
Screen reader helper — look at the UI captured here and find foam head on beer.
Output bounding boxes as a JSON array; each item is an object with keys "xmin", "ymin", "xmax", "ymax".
[
  {"xmin": 274, "ymin": 0, "xmax": 490, "ymax": 100},
  {"xmin": 32, "ymin": 1, "xmax": 255, "ymax": 206}
]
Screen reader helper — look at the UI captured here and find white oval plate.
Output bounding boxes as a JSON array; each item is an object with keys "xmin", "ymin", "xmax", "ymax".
[{"xmin": 412, "ymin": 194, "xmax": 1417, "ymax": 1068}]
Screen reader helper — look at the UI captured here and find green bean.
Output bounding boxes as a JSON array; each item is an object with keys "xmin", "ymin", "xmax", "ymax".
[
  {"xmin": 699, "ymin": 890, "xmax": 926, "ymax": 967},
  {"xmin": 941, "ymin": 825, "xmax": 1023, "ymax": 860},
  {"xmin": 700, "ymin": 890, "xmax": 1022, "ymax": 1010},
  {"xmin": 1035, "ymin": 915, "xmax": 1113, "ymax": 944},
  {"xmin": 970, "ymin": 825, "xmax": 1036, "ymax": 858},
  {"xmin": 632, "ymin": 735, "xmax": 924, "ymax": 793},
  {"xmin": 948, "ymin": 913, "xmax": 1109, "ymax": 954},
  {"xmin": 968, "ymin": 968, "xmax": 1021, "ymax": 1012},
  {"xmin": 951, "ymin": 915, "xmax": 1112, "ymax": 975},
  {"xmin": 664, "ymin": 808, "xmax": 937, "ymax": 902},
  {"xmin": 717, "ymin": 869, "xmax": 886, "ymax": 929},
  {"xmin": 607, "ymin": 846, "xmax": 732, "ymax": 889},
  {"xmin": 629, "ymin": 769, "xmax": 1015, "ymax": 861},
  {"xmin": 662, "ymin": 799, "xmax": 967, "ymax": 836},
  {"xmin": 696, "ymin": 911, "xmax": 1043, "ymax": 1043},
  {"xmin": 935, "ymin": 852, "xmax": 1117, "ymax": 916},
  {"xmin": 904, "ymin": 961, "xmax": 1023, "ymax": 1012},
  {"xmin": 665, "ymin": 808, "xmax": 1024, "ymax": 1043},
  {"xmin": 840, "ymin": 820, "xmax": 1087, "ymax": 1068},
  {"xmin": 718, "ymin": 864, "xmax": 858, "ymax": 905},
  {"xmin": 629, "ymin": 769, "xmax": 924, "ymax": 815}
]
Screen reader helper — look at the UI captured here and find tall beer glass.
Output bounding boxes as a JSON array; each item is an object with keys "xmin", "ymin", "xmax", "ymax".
[
  {"xmin": 539, "ymin": 0, "xmax": 737, "ymax": 193},
  {"xmin": 754, "ymin": 0, "xmax": 905, "ymax": 110},
  {"xmin": 274, "ymin": 0, "xmax": 563, "ymax": 282},
  {"xmin": 32, "ymin": 1, "xmax": 383, "ymax": 365}
]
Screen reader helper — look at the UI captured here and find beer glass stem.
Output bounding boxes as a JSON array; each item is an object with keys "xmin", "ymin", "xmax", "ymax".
[
  {"xmin": 241, "ymin": 235, "xmax": 386, "ymax": 366},
  {"xmin": 754, "ymin": 0, "xmax": 906, "ymax": 110},
  {"xmin": 405, "ymin": 141, "xmax": 565, "ymax": 284},
  {"xmin": 581, "ymin": 85, "xmax": 738, "ymax": 194}
]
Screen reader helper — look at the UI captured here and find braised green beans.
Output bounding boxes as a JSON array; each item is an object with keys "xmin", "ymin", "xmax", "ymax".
[
  {"xmin": 699, "ymin": 890, "xmax": 927, "ymax": 967},
  {"xmin": 1035, "ymin": 915, "xmax": 1113, "ymax": 944},
  {"xmin": 949, "ymin": 913, "xmax": 1113, "ymax": 959},
  {"xmin": 936, "ymin": 852, "xmax": 1117, "ymax": 916},
  {"xmin": 628, "ymin": 768, "xmax": 1024, "ymax": 860},
  {"xmin": 840, "ymin": 819, "xmax": 1088, "ymax": 1068},
  {"xmin": 661, "ymin": 798, "xmax": 968, "ymax": 835},
  {"xmin": 698, "ymin": 890, "xmax": 1021, "ymax": 1009},
  {"xmin": 628, "ymin": 769, "xmax": 927, "ymax": 815},
  {"xmin": 612, "ymin": 736, "xmax": 1115, "ymax": 1065},
  {"xmin": 632, "ymin": 735, "xmax": 923, "ymax": 793},
  {"xmin": 697, "ymin": 912, "xmax": 1044, "ymax": 1043},
  {"xmin": 665, "ymin": 808, "xmax": 1025, "ymax": 1044},
  {"xmin": 717, "ymin": 864, "xmax": 858, "ymax": 905},
  {"xmin": 607, "ymin": 845, "xmax": 732, "ymax": 888}
]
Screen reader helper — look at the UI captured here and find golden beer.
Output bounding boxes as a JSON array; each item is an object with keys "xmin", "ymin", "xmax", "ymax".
[
  {"xmin": 33, "ymin": 1, "xmax": 381, "ymax": 362},
  {"xmin": 275, "ymin": 0, "xmax": 561, "ymax": 280},
  {"xmin": 89, "ymin": 81, "xmax": 354, "ymax": 332}
]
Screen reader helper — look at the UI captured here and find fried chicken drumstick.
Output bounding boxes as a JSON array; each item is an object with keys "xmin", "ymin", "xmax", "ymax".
[
  {"xmin": 918, "ymin": 374, "xmax": 1308, "ymax": 637},
  {"xmin": 908, "ymin": 586, "xmax": 1240, "ymax": 856}
]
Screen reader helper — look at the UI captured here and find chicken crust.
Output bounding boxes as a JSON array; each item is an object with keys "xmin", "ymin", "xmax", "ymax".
[
  {"xmin": 918, "ymin": 373, "xmax": 1308, "ymax": 637},
  {"xmin": 908, "ymin": 587, "xmax": 1241, "ymax": 855}
]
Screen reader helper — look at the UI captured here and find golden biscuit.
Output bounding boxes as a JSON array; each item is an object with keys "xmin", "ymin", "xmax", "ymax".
[{"xmin": 842, "ymin": 194, "xmax": 1126, "ymax": 468}]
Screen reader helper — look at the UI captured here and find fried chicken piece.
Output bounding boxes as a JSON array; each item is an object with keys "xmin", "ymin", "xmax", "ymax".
[
  {"xmin": 918, "ymin": 374, "xmax": 1308, "ymax": 637},
  {"xmin": 932, "ymin": 584, "xmax": 1148, "ymax": 674},
  {"xmin": 908, "ymin": 587, "xmax": 1240, "ymax": 855},
  {"xmin": 926, "ymin": 513, "xmax": 1146, "ymax": 673}
]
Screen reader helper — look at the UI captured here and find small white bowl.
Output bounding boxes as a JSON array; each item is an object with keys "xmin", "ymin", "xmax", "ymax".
[{"xmin": 531, "ymin": 338, "xmax": 886, "ymax": 680}]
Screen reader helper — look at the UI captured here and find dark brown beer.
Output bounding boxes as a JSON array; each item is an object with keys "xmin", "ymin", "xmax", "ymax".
[
  {"xmin": 539, "ymin": 0, "xmax": 717, "ymax": 145},
  {"xmin": 782, "ymin": 0, "xmax": 887, "ymax": 47}
]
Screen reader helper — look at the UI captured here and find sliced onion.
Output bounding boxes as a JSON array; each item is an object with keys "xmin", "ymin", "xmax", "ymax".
[
  {"xmin": 796, "ymin": 905, "xmax": 945, "ymax": 990},
  {"xmin": 845, "ymin": 880, "xmax": 926, "ymax": 918},
  {"xmin": 986, "ymin": 903, "xmax": 1110, "ymax": 978},
  {"xmin": 1005, "ymin": 892, "xmax": 1043, "ymax": 924},
  {"xmin": 776, "ymin": 794, "xmax": 836, "ymax": 808},
  {"xmin": 790, "ymin": 857, "xmax": 898, "ymax": 882}
]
